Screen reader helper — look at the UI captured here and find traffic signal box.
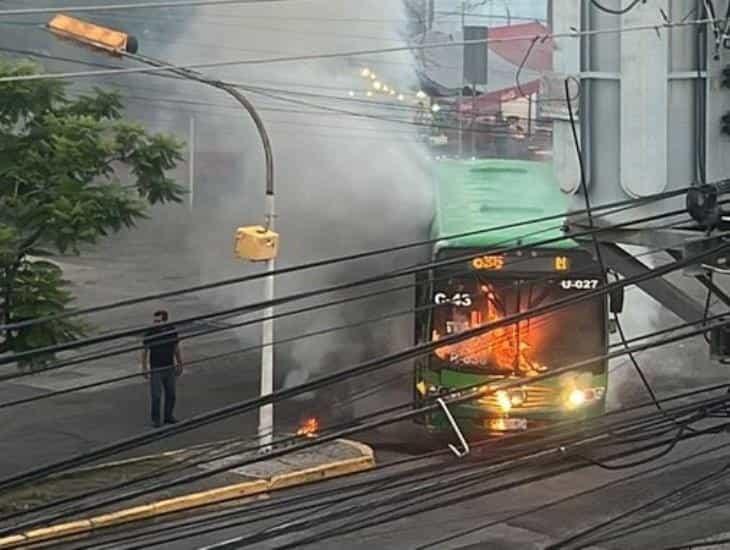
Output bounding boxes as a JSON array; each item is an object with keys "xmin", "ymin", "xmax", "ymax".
[{"xmin": 234, "ymin": 226, "xmax": 279, "ymax": 261}]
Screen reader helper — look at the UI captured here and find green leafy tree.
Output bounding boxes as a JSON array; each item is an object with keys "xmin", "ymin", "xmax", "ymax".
[{"xmin": 0, "ymin": 59, "xmax": 184, "ymax": 368}]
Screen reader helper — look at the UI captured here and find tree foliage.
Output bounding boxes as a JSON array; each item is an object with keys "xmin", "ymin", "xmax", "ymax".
[{"xmin": 0, "ymin": 59, "xmax": 184, "ymax": 366}]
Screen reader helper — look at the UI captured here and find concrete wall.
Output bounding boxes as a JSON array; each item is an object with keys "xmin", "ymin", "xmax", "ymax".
[{"xmin": 552, "ymin": 0, "xmax": 730, "ymax": 226}]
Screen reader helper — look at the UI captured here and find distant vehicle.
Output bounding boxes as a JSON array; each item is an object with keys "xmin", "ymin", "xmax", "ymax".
[{"xmin": 414, "ymin": 159, "xmax": 610, "ymax": 436}]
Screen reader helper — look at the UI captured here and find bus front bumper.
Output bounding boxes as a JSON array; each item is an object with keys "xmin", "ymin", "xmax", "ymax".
[{"xmin": 417, "ymin": 400, "xmax": 605, "ymax": 436}]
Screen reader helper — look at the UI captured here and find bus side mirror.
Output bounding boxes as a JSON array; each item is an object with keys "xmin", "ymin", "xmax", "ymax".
[{"xmin": 609, "ymin": 287, "xmax": 625, "ymax": 314}]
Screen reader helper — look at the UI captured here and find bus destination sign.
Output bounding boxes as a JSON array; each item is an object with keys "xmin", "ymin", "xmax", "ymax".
[{"xmin": 471, "ymin": 254, "xmax": 571, "ymax": 273}]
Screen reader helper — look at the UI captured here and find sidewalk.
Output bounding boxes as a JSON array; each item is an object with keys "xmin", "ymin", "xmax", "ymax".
[{"xmin": 0, "ymin": 436, "xmax": 374, "ymax": 548}]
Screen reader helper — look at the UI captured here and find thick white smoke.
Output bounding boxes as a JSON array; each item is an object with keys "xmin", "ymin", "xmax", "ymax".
[
  {"xmin": 131, "ymin": 1, "xmax": 434, "ymax": 403},
  {"xmin": 605, "ymin": 246, "xmax": 730, "ymax": 410}
]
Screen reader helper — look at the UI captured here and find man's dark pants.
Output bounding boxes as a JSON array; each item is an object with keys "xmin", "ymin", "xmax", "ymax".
[{"xmin": 150, "ymin": 366, "xmax": 176, "ymax": 423}]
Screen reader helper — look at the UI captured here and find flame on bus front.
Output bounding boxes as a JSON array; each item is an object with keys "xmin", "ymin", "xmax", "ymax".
[{"xmin": 432, "ymin": 283, "xmax": 549, "ymax": 375}]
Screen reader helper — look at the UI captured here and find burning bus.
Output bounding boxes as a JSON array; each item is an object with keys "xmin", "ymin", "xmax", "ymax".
[{"xmin": 414, "ymin": 159, "xmax": 609, "ymax": 435}]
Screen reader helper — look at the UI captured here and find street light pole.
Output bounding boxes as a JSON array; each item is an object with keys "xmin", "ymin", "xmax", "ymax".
[
  {"xmin": 208, "ymin": 80, "xmax": 275, "ymax": 450},
  {"xmin": 141, "ymin": 63, "xmax": 277, "ymax": 451},
  {"xmin": 45, "ymin": 14, "xmax": 277, "ymax": 450}
]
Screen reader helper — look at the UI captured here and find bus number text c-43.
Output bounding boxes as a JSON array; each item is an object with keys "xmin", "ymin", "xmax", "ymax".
[
  {"xmin": 560, "ymin": 279, "xmax": 600, "ymax": 291},
  {"xmin": 433, "ymin": 292, "xmax": 473, "ymax": 306}
]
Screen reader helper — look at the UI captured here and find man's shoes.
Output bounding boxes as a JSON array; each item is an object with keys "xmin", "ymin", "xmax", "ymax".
[
  {"xmin": 165, "ymin": 417, "xmax": 179, "ymax": 424},
  {"xmin": 152, "ymin": 420, "xmax": 162, "ymax": 428}
]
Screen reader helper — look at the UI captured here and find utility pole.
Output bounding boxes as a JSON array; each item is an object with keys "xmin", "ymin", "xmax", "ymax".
[{"xmin": 459, "ymin": 0, "xmax": 465, "ymax": 158}]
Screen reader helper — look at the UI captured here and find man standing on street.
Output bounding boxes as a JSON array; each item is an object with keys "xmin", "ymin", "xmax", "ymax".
[{"xmin": 141, "ymin": 310, "xmax": 183, "ymax": 428}]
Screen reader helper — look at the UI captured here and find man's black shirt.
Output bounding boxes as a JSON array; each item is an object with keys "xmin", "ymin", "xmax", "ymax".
[{"xmin": 143, "ymin": 325, "xmax": 179, "ymax": 369}]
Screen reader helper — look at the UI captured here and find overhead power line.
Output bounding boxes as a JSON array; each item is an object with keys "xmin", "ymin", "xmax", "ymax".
[
  {"xmin": 0, "ymin": 181, "xmax": 689, "ymax": 336},
  {"xmin": 10, "ymin": 369, "xmax": 729, "ymax": 542},
  {"xmin": 122, "ymin": 396, "xmax": 729, "ymax": 550},
  {"xmin": 0, "ymin": 16, "xmax": 722, "ymax": 83},
  {"xmin": 545, "ymin": 457, "xmax": 730, "ymax": 549},
  {"xmin": 0, "ymin": 0, "xmax": 295, "ymax": 16},
  {"xmin": 279, "ymin": 425, "xmax": 728, "ymax": 550},
  {"xmin": 52, "ymin": 410, "xmax": 728, "ymax": 550},
  {"xmin": 0, "ymin": 228, "xmax": 584, "ymax": 394},
  {"xmin": 416, "ymin": 439, "xmax": 730, "ymax": 549},
  {"xmin": 0, "ymin": 241, "xmax": 726, "ymax": 498},
  {"xmin": 0, "ymin": 225, "xmax": 698, "ymax": 410},
  {"xmin": 4, "ymin": 207, "xmax": 652, "ymax": 388},
  {"xmin": 48, "ymin": 382, "xmax": 730, "ymax": 550},
  {"xmin": 0, "ymin": 203, "xmax": 697, "ymax": 369},
  {"xmin": 0, "ymin": 240, "xmax": 703, "ymax": 411}
]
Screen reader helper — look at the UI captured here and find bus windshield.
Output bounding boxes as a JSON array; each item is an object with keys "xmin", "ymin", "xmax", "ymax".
[{"xmin": 430, "ymin": 275, "xmax": 605, "ymax": 375}]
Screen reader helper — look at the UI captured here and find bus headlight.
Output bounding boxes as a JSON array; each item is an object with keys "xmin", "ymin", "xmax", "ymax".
[
  {"xmin": 568, "ymin": 389, "xmax": 586, "ymax": 408},
  {"xmin": 565, "ymin": 387, "xmax": 605, "ymax": 409},
  {"xmin": 496, "ymin": 391, "xmax": 513, "ymax": 412}
]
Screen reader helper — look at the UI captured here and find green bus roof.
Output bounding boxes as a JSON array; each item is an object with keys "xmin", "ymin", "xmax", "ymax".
[{"xmin": 431, "ymin": 158, "xmax": 576, "ymax": 251}]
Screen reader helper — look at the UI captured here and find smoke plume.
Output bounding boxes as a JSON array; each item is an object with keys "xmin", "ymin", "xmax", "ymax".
[{"xmin": 129, "ymin": 1, "xmax": 434, "ymax": 409}]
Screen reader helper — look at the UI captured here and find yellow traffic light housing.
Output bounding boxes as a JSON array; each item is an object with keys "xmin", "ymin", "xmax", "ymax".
[
  {"xmin": 234, "ymin": 226, "xmax": 279, "ymax": 262},
  {"xmin": 47, "ymin": 14, "xmax": 138, "ymax": 55}
]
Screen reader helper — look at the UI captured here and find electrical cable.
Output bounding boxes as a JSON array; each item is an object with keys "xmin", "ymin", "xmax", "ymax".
[
  {"xmin": 0, "ymin": 241, "xmax": 714, "ymax": 413},
  {"xmin": 0, "ymin": 308, "xmax": 619, "ymax": 527},
  {"xmin": 20, "ymin": 379, "xmax": 730, "ymax": 549},
  {"xmin": 576, "ymin": 425, "xmax": 690, "ymax": 470},
  {"xmin": 268, "ymin": 422, "xmax": 729, "ymax": 550},
  {"xmin": 264, "ymin": 328, "xmax": 730, "ymax": 548},
  {"xmin": 0, "ymin": 15, "xmax": 721, "ymax": 83},
  {"xmin": 12, "ymin": 198, "xmax": 688, "ymax": 411},
  {"xmin": 582, "ymin": 472, "xmax": 730, "ymax": 548},
  {"xmin": 0, "ymin": 318, "xmax": 581, "ymax": 530},
  {"xmin": 0, "ymin": 213, "xmax": 716, "ymax": 532},
  {"xmin": 593, "ymin": 486, "xmax": 730, "ymax": 548},
  {"xmin": 0, "ymin": 241, "xmax": 725, "ymax": 495},
  {"xmin": 0, "ymin": 220, "xmax": 572, "ymax": 382},
  {"xmin": 545, "ymin": 460, "xmax": 730, "ymax": 549},
  {"xmin": 1, "ymin": 176, "xmax": 686, "ymax": 335},
  {"xmin": 5, "ymin": 310, "xmax": 729, "ymax": 538},
  {"xmin": 0, "ymin": 212, "xmax": 700, "ymax": 414},
  {"xmin": 234, "ymin": 79, "xmax": 546, "ymax": 141},
  {"xmin": 65, "ymin": 428, "xmax": 727, "ymax": 550},
  {"xmin": 416, "ymin": 438, "xmax": 730, "ymax": 549},
  {"xmin": 286, "ymin": 417, "xmax": 730, "ymax": 548},
  {"xmin": 0, "ymin": 202, "xmax": 716, "ymax": 512},
  {"xmin": 0, "ymin": 0, "xmax": 297, "ymax": 16},
  {"xmin": 0, "ymin": 398, "xmax": 416, "ymax": 534},
  {"xmin": 3, "ymin": 210, "xmax": 686, "ymax": 402},
  {"xmin": 0, "ymin": 202, "xmax": 704, "ymax": 369},
  {"xmin": 703, "ymin": 271, "xmax": 714, "ymax": 343},
  {"xmin": 564, "ymin": 76, "xmax": 677, "ymax": 421},
  {"xmin": 515, "ymin": 35, "xmax": 539, "ymax": 99},
  {"xmin": 48, "ymin": 394, "xmax": 729, "ymax": 550}
]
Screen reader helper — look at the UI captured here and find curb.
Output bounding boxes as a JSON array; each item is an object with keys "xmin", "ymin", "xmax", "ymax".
[{"xmin": 0, "ymin": 439, "xmax": 374, "ymax": 548}]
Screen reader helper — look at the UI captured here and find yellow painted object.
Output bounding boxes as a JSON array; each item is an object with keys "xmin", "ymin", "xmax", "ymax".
[
  {"xmin": 0, "ymin": 441, "xmax": 374, "ymax": 548},
  {"xmin": 235, "ymin": 226, "xmax": 279, "ymax": 261},
  {"xmin": 47, "ymin": 14, "xmax": 132, "ymax": 54}
]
